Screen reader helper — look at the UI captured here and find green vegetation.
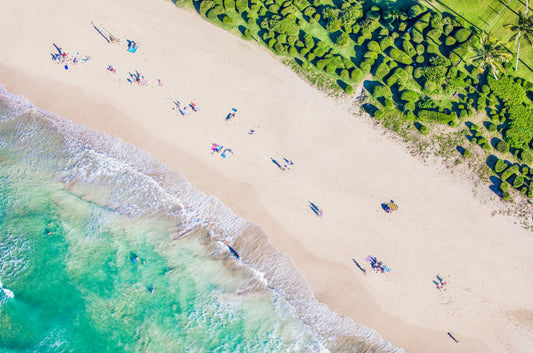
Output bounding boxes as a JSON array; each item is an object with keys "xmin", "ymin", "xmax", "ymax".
[
  {"xmin": 421, "ymin": 0, "xmax": 533, "ymax": 82},
  {"xmin": 173, "ymin": 0, "xmax": 533, "ymax": 203}
]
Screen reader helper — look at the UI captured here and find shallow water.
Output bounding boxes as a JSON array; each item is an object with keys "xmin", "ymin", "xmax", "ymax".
[{"xmin": 0, "ymin": 86, "xmax": 402, "ymax": 353}]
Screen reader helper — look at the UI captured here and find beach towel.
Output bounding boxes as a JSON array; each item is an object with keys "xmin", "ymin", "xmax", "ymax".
[
  {"xmin": 365, "ymin": 255, "xmax": 373, "ymax": 262},
  {"xmin": 384, "ymin": 266, "xmax": 391, "ymax": 272}
]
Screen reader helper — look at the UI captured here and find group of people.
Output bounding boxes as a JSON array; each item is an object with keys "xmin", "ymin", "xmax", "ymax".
[
  {"xmin": 432, "ymin": 275, "xmax": 448, "ymax": 290},
  {"xmin": 130, "ymin": 253, "xmax": 155, "ymax": 293},
  {"xmin": 50, "ymin": 44, "xmax": 91, "ymax": 70},
  {"xmin": 128, "ymin": 71, "xmax": 148, "ymax": 86},
  {"xmin": 173, "ymin": 100, "xmax": 200, "ymax": 116},
  {"xmin": 225, "ymin": 108, "xmax": 238, "ymax": 120},
  {"xmin": 366, "ymin": 255, "xmax": 391, "ymax": 274},
  {"xmin": 211, "ymin": 143, "xmax": 233, "ymax": 158}
]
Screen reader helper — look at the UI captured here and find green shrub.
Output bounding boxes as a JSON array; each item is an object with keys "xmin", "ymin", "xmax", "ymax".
[
  {"xmin": 454, "ymin": 28, "xmax": 471, "ymax": 43},
  {"xmin": 402, "ymin": 40, "xmax": 416, "ymax": 57},
  {"xmin": 235, "ymin": 0, "xmax": 248, "ymax": 12},
  {"xmin": 345, "ymin": 84, "xmax": 354, "ymax": 94},
  {"xmin": 262, "ymin": 31, "xmax": 273, "ymax": 41},
  {"xmin": 442, "ymin": 23, "xmax": 453, "ymax": 35},
  {"xmin": 359, "ymin": 61, "xmax": 371, "ymax": 73},
  {"xmin": 277, "ymin": 33, "xmax": 287, "ymax": 43},
  {"xmin": 482, "ymin": 143, "xmax": 491, "ymax": 151},
  {"xmin": 426, "ymin": 44, "xmax": 438, "ymax": 54},
  {"xmin": 418, "ymin": 110, "xmax": 454, "ymax": 124},
  {"xmin": 413, "ymin": 18, "xmax": 429, "ymax": 32},
  {"xmin": 373, "ymin": 84, "xmax": 392, "ymax": 98},
  {"xmin": 471, "ymin": 137, "xmax": 478, "ymax": 144},
  {"xmin": 374, "ymin": 109, "xmax": 385, "ymax": 119},
  {"xmin": 200, "ymin": 0, "xmax": 216, "ymax": 16},
  {"xmin": 430, "ymin": 12, "xmax": 443, "ymax": 28},
  {"xmin": 223, "ymin": 0, "xmax": 235, "ymax": 10},
  {"xmin": 500, "ymin": 181, "xmax": 509, "ymax": 191},
  {"xmin": 409, "ymin": 4, "xmax": 426, "ymax": 17},
  {"xmin": 477, "ymin": 97, "xmax": 487, "ymax": 111},
  {"xmin": 350, "ymin": 67, "xmax": 363, "ymax": 81},
  {"xmin": 380, "ymin": 37, "xmax": 394, "ymax": 49},
  {"xmin": 502, "ymin": 191, "xmax": 511, "ymax": 200},
  {"xmin": 281, "ymin": 6, "xmax": 297, "ymax": 17},
  {"xmin": 419, "ymin": 124, "xmax": 429, "ymax": 134},
  {"xmin": 367, "ymin": 40, "xmax": 381, "ymax": 53},
  {"xmin": 404, "ymin": 101, "xmax": 415, "ymax": 111},
  {"xmin": 521, "ymin": 149, "xmax": 533, "ymax": 164},
  {"xmin": 375, "ymin": 63, "xmax": 390, "ymax": 79},
  {"xmin": 423, "ymin": 80, "xmax": 438, "ymax": 93},
  {"xmin": 206, "ymin": 6, "xmax": 223, "ymax": 21},
  {"xmin": 463, "ymin": 148, "xmax": 471, "ymax": 157},
  {"xmin": 412, "ymin": 29, "xmax": 424, "ymax": 43},
  {"xmin": 340, "ymin": 69, "xmax": 349, "ymax": 79},
  {"xmin": 521, "ymin": 166, "xmax": 529, "ymax": 175},
  {"xmin": 513, "ymin": 175, "xmax": 525, "ymax": 188},
  {"xmin": 303, "ymin": 6, "xmax": 315, "ymax": 17},
  {"xmin": 398, "ymin": 22, "xmax": 407, "ymax": 32},
  {"xmin": 484, "ymin": 122, "xmax": 495, "ymax": 132},
  {"xmin": 335, "ymin": 32, "xmax": 350, "ymax": 47},
  {"xmin": 401, "ymin": 90, "xmax": 419, "ymax": 102},
  {"xmin": 389, "ymin": 48, "xmax": 412, "ymax": 65},
  {"xmin": 268, "ymin": 3, "xmax": 280, "ymax": 12},
  {"xmin": 288, "ymin": 46, "xmax": 297, "ymax": 55},
  {"xmin": 273, "ymin": 42, "xmax": 285, "ymax": 53},
  {"xmin": 427, "ymin": 29, "xmax": 442, "ymax": 43},
  {"xmin": 364, "ymin": 51, "xmax": 378, "ymax": 60},
  {"xmin": 502, "ymin": 165, "xmax": 519, "ymax": 181},
  {"xmin": 316, "ymin": 59, "xmax": 327, "ymax": 71},
  {"xmin": 415, "ymin": 55, "xmax": 425, "ymax": 64},
  {"xmin": 445, "ymin": 36, "xmax": 456, "ymax": 46}
]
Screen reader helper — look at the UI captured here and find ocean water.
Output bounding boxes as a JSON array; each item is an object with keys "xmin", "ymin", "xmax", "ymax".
[{"xmin": 0, "ymin": 86, "xmax": 403, "ymax": 353}]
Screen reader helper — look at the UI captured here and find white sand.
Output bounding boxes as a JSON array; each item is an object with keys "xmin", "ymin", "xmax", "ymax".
[{"xmin": 1, "ymin": 0, "xmax": 533, "ymax": 351}]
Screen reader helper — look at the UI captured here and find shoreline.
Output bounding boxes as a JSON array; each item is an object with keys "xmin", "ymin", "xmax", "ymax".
[
  {"xmin": 0, "ymin": 65, "xmax": 488, "ymax": 353},
  {"xmin": 1, "ymin": 0, "xmax": 533, "ymax": 352}
]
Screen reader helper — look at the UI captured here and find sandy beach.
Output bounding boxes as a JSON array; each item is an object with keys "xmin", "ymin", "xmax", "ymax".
[{"xmin": 1, "ymin": 0, "xmax": 533, "ymax": 351}]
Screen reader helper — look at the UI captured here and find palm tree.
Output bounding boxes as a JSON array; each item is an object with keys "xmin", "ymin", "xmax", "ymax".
[
  {"xmin": 503, "ymin": 11, "xmax": 533, "ymax": 71},
  {"xmin": 468, "ymin": 34, "xmax": 512, "ymax": 79}
]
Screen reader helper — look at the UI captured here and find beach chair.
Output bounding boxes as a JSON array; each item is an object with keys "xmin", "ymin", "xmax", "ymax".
[{"xmin": 221, "ymin": 149, "xmax": 232, "ymax": 158}]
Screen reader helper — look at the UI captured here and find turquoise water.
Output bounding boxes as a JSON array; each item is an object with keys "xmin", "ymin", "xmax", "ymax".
[{"xmin": 0, "ymin": 88, "xmax": 401, "ymax": 353}]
